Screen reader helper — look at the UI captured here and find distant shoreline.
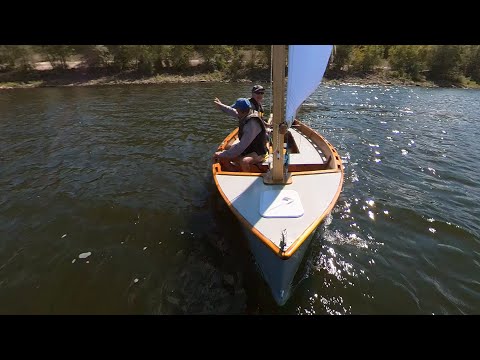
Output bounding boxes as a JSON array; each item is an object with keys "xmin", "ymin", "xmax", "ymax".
[{"xmin": 0, "ymin": 69, "xmax": 476, "ymax": 90}]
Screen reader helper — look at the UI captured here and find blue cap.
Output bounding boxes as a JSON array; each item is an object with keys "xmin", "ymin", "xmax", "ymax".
[{"xmin": 231, "ymin": 98, "xmax": 251, "ymax": 111}]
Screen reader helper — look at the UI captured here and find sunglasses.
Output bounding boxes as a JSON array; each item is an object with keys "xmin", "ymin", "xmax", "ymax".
[{"xmin": 255, "ymin": 92, "xmax": 265, "ymax": 95}]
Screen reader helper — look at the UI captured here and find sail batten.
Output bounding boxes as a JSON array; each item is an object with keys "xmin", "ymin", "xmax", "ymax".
[{"xmin": 285, "ymin": 45, "xmax": 333, "ymax": 128}]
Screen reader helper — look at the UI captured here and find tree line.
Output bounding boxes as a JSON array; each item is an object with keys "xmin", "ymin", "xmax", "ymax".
[{"xmin": 1, "ymin": 45, "xmax": 479, "ymax": 86}]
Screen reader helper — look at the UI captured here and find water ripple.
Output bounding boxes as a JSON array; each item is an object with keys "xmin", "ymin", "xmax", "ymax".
[{"xmin": 1, "ymin": 84, "xmax": 480, "ymax": 314}]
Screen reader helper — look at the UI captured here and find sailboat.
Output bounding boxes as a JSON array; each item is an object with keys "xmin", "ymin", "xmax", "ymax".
[{"xmin": 212, "ymin": 45, "xmax": 344, "ymax": 305}]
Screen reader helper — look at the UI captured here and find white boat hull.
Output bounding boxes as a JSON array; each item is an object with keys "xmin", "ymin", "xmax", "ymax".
[
  {"xmin": 244, "ymin": 227, "xmax": 315, "ymax": 305},
  {"xmin": 212, "ymin": 120, "xmax": 343, "ymax": 305}
]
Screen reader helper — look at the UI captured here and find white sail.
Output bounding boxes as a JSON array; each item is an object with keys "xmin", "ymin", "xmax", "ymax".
[{"xmin": 285, "ymin": 45, "xmax": 333, "ymax": 127}]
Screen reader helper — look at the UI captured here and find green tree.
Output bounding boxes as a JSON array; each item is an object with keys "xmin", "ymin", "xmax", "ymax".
[
  {"xmin": 151, "ymin": 45, "xmax": 171, "ymax": 72},
  {"xmin": 256, "ymin": 45, "xmax": 271, "ymax": 68},
  {"xmin": 464, "ymin": 45, "xmax": 480, "ymax": 83},
  {"xmin": 82, "ymin": 45, "xmax": 112, "ymax": 68},
  {"xmin": 169, "ymin": 45, "xmax": 195, "ymax": 71},
  {"xmin": 350, "ymin": 45, "xmax": 383, "ymax": 74},
  {"xmin": 106, "ymin": 45, "xmax": 137, "ymax": 71},
  {"xmin": 128, "ymin": 45, "xmax": 155, "ymax": 75},
  {"xmin": 194, "ymin": 45, "xmax": 233, "ymax": 71},
  {"xmin": 40, "ymin": 45, "xmax": 76, "ymax": 70},
  {"xmin": 329, "ymin": 45, "xmax": 353, "ymax": 74},
  {"xmin": 226, "ymin": 47, "xmax": 245, "ymax": 79},
  {"xmin": 427, "ymin": 45, "xmax": 463, "ymax": 82},
  {"xmin": 389, "ymin": 45, "xmax": 426, "ymax": 81},
  {"xmin": 0, "ymin": 45, "xmax": 33, "ymax": 71}
]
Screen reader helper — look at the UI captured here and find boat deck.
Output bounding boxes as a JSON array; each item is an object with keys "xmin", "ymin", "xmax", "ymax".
[
  {"xmin": 215, "ymin": 170, "xmax": 342, "ymax": 250},
  {"xmin": 261, "ymin": 127, "xmax": 329, "ymax": 171},
  {"xmin": 214, "ymin": 122, "xmax": 343, "ymax": 251},
  {"xmin": 288, "ymin": 127, "xmax": 327, "ymax": 165}
]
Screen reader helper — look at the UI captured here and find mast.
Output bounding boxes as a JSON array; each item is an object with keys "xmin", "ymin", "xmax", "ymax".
[{"xmin": 264, "ymin": 45, "xmax": 291, "ymax": 185}]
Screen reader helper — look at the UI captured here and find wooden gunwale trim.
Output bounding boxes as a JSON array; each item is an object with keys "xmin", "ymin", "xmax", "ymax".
[{"xmin": 212, "ymin": 165, "xmax": 281, "ymax": 256}]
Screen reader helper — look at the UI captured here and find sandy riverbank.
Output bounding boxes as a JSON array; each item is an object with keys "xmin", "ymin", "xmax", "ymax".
[
  {"xmin": 0, "ymin": 68, "xmax": 465, "ymax": 90},
  {"xmin": 0, "ymin": 75, "xmax": 440, "ymax": 90}
]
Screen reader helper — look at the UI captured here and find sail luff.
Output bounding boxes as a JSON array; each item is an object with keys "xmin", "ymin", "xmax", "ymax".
[{"xmin": 285, "ymin": 45, "xmax": 333, "ymax": 128}]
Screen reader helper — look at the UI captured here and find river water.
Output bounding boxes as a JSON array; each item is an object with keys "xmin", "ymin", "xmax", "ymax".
[{"xmin": 1, "ymin": 82, "xmax": 479, "ymax": 314}]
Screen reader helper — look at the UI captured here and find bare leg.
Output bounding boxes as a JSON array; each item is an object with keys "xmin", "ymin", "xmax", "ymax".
[{"xmin": 238, "ymin": 152, "xmax": 265, "ymax": 172}]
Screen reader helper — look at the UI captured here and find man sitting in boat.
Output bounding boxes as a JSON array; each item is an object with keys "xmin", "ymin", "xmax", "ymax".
[
  {"xmin": 214, "ymin": 84, "xmax": 267, "ymax": 125},
  {"xmin": 213, "ymin": 98, "xmax": 267, "ymax": 172}
]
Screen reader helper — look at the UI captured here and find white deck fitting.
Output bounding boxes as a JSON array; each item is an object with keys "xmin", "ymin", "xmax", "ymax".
[{"xmin": 259, "ymin": 189, "xmax": 304, "ymax": 218}]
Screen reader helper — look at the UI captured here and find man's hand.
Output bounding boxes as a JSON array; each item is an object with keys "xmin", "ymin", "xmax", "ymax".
[
  {"xmin": 213, "ymin": 150, "xmax": 223, "ymax": 162},
  {"xmin": 214, "ymin": 97, "xmax": 223, "ymax": 109}
]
